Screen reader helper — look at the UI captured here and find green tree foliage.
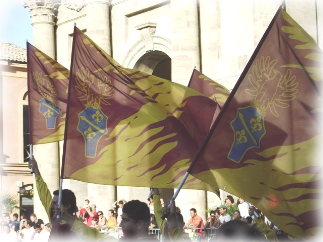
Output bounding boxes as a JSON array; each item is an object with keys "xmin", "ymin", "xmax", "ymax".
[{"xmin": 0, "ymin": 194, "xmax": 20, "ymax": 214}]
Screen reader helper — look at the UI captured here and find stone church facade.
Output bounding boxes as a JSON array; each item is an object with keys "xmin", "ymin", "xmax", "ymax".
[{"xmin": 1, "ymin": 0, "xmax": 321, "ymax": 224}]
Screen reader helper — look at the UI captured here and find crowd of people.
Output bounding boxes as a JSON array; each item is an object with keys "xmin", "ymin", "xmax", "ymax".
[
  {"xmin": 0, "ymin": 212, "xmax": 51, "ymax": 241},
  {"xmin": 0, "ymin": 158, "xmax": 291, "ymax": 241}
]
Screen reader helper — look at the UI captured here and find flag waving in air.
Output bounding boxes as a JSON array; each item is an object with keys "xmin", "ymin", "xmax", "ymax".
[
  {"xmin": 27, "ymin": 43, "xmax": 69, "ymax": 144},
  {"xmin": 189, "ymin": 8, "xmax": 322, "ymax": 239},
  {"xmin": 61, "ymin": 27, "xmax": 218, "ymax": 190},
  {"xmin": 188, "ymin": 69, "xmax": 230, "ymax": 108}
]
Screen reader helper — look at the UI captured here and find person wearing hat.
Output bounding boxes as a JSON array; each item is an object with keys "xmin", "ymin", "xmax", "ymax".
[{"xmin": 218, "ymin": 205, "xmax": 231, "ymax": 225}]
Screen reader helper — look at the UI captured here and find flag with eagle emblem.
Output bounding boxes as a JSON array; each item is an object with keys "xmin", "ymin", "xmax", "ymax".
[
  {"xmin": 189, "ymin": 7, "xmax": 322, "ymax": 239},
  {"xmin": 27, "ymin": 43, "xmax": 69, "ymax": 144},
  {"xmin": 61, "ymin": 27, "xmax": 218, "ymax": 191}
]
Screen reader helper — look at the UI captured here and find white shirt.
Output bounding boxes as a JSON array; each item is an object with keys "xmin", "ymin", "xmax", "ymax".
[
  {"xmin": 18, "ymin": 227, "xmax": 35, "ymax": 241},
  {"xmin": 238, "ymin": 202, "xmax": 249, "ymax": 218},
  {"xmin": 219, "ymin": 214, "xmax": 231, "ymax": 223},
  {"xmin": 33, "ymin": 230, "xmax": 50, "ymax": 242},
  {"xmin": 0, "ymin": 230, "xmax": 17, "ymax": 242}
]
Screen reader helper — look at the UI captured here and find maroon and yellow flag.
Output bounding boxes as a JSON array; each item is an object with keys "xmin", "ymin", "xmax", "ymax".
[
  {"xmin": 27, "ymin": 43, "xmax": 69, "ymax": 144},
  {"xmin": 188, "ymin": 69, "xmax": 230, "ymax": 108},
  {"xmin": 189, "ymin": 8, "xmax": 322, "ymax": 238},
  {"xmin": 61, "ymin": 27, "xmax": 217, "ymax": 190}
]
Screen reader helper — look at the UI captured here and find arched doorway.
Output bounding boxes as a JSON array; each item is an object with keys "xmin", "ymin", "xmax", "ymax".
[{"xmin": 133, "ymin": 51, "xmax": 171, "ymax": 81}]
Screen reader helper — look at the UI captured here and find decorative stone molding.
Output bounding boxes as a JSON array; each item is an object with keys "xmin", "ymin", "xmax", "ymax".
[
  {"xmin": 123, "ymin": 36, "xmax": 171, "ymax": 68},
  {"xmin": 136, "ymin": 23, "xmax": 157, "ymax": 52},
  {"xmin": 0, "ymin": 43, "xmax": 27, "ymax": 63},
  {"xmin": 23, "ymin": 0, "xmax": 61, "ymax": 10},
  {"xmin": 62, "ymin": 0, "xmax": 87, "ymax": 11}
]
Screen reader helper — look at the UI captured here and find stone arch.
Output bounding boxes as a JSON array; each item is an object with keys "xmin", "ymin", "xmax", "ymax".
[{"xmin": 122, "ymin": 36, "xmax": 172, "ymax": 72}]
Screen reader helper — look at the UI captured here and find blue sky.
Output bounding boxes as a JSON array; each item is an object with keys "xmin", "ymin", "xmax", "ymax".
[{"xmin": 0, "ymin": 0, "xmax": 33, "ymax": 49}]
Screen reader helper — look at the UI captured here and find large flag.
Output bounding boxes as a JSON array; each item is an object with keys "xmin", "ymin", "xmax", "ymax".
[
  {"xmin": 188, "ymin": 69, "xmax": 230, "ymax": 108},
  {"xmin": 27, "ymin": 43, "xmax": 69, "ymax": 144},
  {"xmin": 61, "ymin": 27, "xmax": 218, "ymax": 190},
  {"xmin": 189, "ymin": 8, "xmax": 322, "ymax": 239}
]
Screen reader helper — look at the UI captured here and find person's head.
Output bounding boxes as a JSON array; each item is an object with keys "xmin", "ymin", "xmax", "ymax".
[
  {"xmin": 215, "ymin": 210, "xmax": 220, "ymax": 219},
  {"xmin": 150, "ymin": 214, "xmax": 156, "ymax": 223},
  {"xmin": 12, "ymin": 213, "xmax": 18, "ymax": 221},
  {"xmin": 218, "ymin": 205, "xmax": 227, "ymax": 215},
  {"xmin": 233, "ymin": 210, "xmax": 241, "ymax": 220},
  {"xmin": 210, "ymin": 210, "xmax": 215, "ymax": 220},
  {"xmin": 52, "ymin": 189, "xmax": 77, "ymax": 219},
  {"xmin": 160, "ymin": 198, "xmax": 164, "ymax": 206},
  {"xmin": 108, "ymin": 209, "xmax": 115, "ymax": 217},
  {"xmin": 25, "ymin": 220, "xmax": 34, "ymax": 229},
  {"xmin": 120, "ymin": 200, "xmax": 150, "ymax": 238},
  {"xmin": 90, "ymin": 204, "xmax": 96, "ymax": 212},
  {"xmin": 216, "ymin": 220, "xmax": 264, "ymax": 241},
  {"xmin": 85, "ymin": 199, "xmax": 90, "ymax": 205},
  {"xmin": 20, "ymin": 213, "xmax": 27, "ymax": 220},
  {"xmin": 34, "ymin": 223, "xmax": 42, "ymax": 233},
  {"xmin": 45, "ymin": 223, "xmax": 51, "ymax": 232},
  {"xmin": 225, "ymin": 195, "xmax": 234, "ymax": 205},
  {"xmin": 239, "ymin": 198, "xmax": 245, "ymax": 204},
  {"xmin": 98, "ymin": 211, "xmax": 104, "ymax": 218},
  {"xmin": 118, "ymin": 200, "xmax": 124, "ymax": 208},
  {"xmin": 189, "ymin": 208, "xmax": 197, "ymax": 218},
  {"xmin": 2, "ymin": 223, "xmax": 10, "ymax": 234},
  {"xmin": 30, "ymin": 213, "xmax": 37, "ymax": 222}
]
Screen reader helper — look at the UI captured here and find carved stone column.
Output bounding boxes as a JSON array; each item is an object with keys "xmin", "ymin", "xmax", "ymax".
[
  {"xmin": 85, "ymin": 0, "xmax": 112, "ymax": 54},
  {"xmin": 23, "ymin": 0, "xmax": 60, "ymax": 58},
  {"xmin": 171, "ymin": 0, "xmax": 200, "ymax": 86},
  {"xmin": 23, "ymin": 0, "xmax": 61, "ymax": 223}
]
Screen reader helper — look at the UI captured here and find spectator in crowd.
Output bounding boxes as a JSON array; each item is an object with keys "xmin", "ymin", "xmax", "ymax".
[
  {"xmin": 237, "ymin": 198, "xmax": 249, "ymax": 218},
  {"xmin": 117, "ymin": 200, "xmax": 125, "ymax": 225},
  {"xmin": 148, "ymin": 196, "xmax": 154, "ymax": 215},
  {"xmin": 218, "ymin": 205, "xmax": 231, "ymax": 225},
  {"xmin": 91, "ymin": 218, "xmax": 99, "ymax": 230},
  {"xmin": 79, "ymin": 199, "xmax": 90, "ymax": 224},
  {"xmin": 29, "ymin": 157, "xmax": 87, "ymax": 241},
  {"xmin": 30, "ymin": 213, "xmax": 44, "ymax": 229},
  {"xmin": 106, "ymin": 209, "xmax": 118, "ymax": 233},
  {"xmin": 0, "ymin": 223, "xmax": 17, "ymax": 242},
  {"xmin": 33, "ymin": 223, "xmax": 49, "ymax": 242},
  {"xmin": 205, "ymin": 210, "xmax": 220, "ymax": 240},
  {"xmin": 232, "ymin": 210, "xmax": 242, "ymax": 221},
  {"xmin": 60, "ymin": 199, "xmax": 157, "ymax": 241},
  {"xmin": 19, "ymin": 214, "xmax": 27, "ymax": 231},
  {"xmin": 215, "ymin": 219, "xmax": 265, "ymax": 242},
  {"xmin": 224, "ymin": 195, "xmax": 235, "ymax": 207},
  {"xmin": 44, "ymin": 223, "xmax": 51, "ymax": 230},
  {"xmin": 85, "ymin": 204, "xmax": 99, "ymax": 227},
  {"xmin": 183, "ymin": 208, "xmax": 204, "ymax": 242},
  {"xmin": 9, "ymin": 213, "xmax": 20, "ymax": 232},
  {"xmin": 97, "ymin": 211, "xmax": 107, "ymax": 229},
  {"xmin": 18, "ymin": 219, "xmax": 35, "ymax": 241}
]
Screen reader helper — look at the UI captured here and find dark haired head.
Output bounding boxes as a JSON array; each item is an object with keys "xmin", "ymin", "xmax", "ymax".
[
  {"xmin": 217, "ymin": 220, "xmax": 265, "ymax": 241},
  {"xmin": 122, "ymin": 200, "xmax": 150, "ymax": 229},
  {"xmin": 53, "ymin": 189, "xmax": 77, "ymax": 214},
  {"xmin": 226, "ymin": 195, "xmax": 234, "ymax": 204},
  {"xmin": 12, "ymin": 213, "xmax": 18, "ymax": 219},
  {"xmin": 190, "ymin": 208, "xmax": 197, "ymax": 214}
]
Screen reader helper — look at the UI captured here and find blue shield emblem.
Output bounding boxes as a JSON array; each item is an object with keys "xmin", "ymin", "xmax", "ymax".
[
  {"xmin": 39, "ymin": 98, "xmax": 61, "ymax": 129},
  {"xmin": 228, "ymin": 107, "xmax": 265, "ymax": 163},
  {"xmin": 78, "ymin": 107, "xmax": 108, "ymax": 158}
]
